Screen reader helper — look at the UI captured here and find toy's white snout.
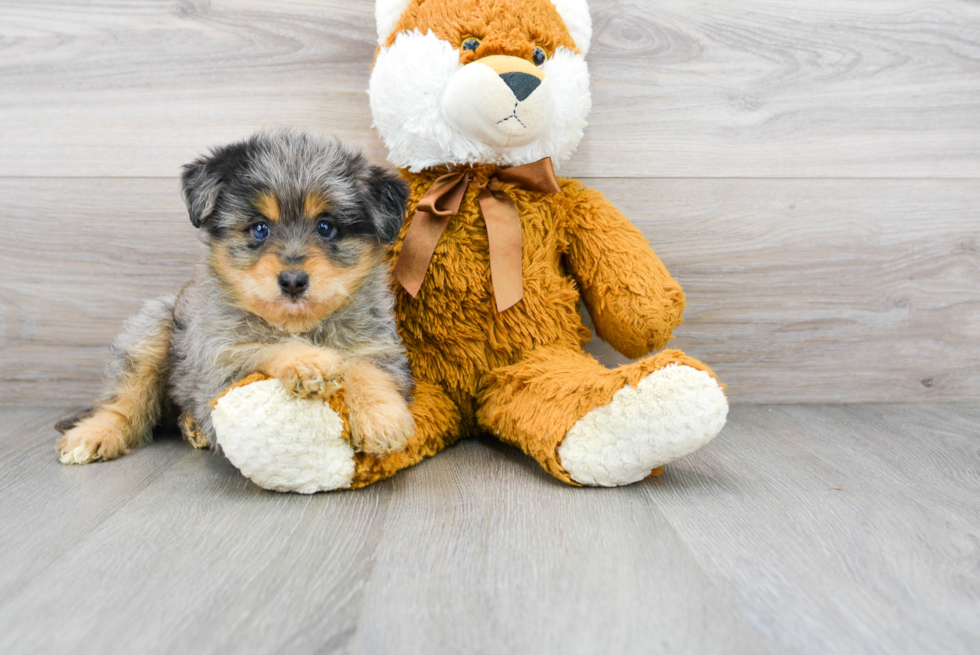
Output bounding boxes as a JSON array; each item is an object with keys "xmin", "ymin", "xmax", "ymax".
[{"xmin": 442, "ymin": 55, "xmax": 555, "ymax": 148}]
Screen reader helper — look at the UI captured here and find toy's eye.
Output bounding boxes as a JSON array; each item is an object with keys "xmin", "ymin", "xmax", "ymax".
[
  {"xmin": 316, "ymin": 219, "xmax": 336, "ymax": 239},
  {"xmin": 251, "ymin": 221, "xmax": 270, "ymax": 240},
  {"xmin": 461, "ymin": 37, "xmax": 481, "ymax": 52},
  {"xmin": 532, "ymin": 47, "xmax": 547, "ymax": 66}
]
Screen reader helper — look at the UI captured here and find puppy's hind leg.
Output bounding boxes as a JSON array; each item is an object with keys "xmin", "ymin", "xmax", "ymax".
[
  {"xmin": 57, "ymin": 297, "xmax": 175, "ymax": 464},
  {"xmin": 54, "ymin": 407, "xmax": 95, "ymax": 434},
  {"xmin": 179, "ymin": 411, "xmax": 210, "ymax": 450}
]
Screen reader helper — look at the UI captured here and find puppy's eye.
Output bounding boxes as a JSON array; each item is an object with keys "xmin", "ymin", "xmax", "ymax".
[
  {"xmin": 461, "ymin": 37, "xmax": 481, "ymax": 52},
  {"xmin": 532, "ymin": 47, "xmax": 548, "ymax": 66},
  {"xmin": 316, "ymin": 219, "xmax": 336, "ymax": 240},
  {"xmin": 251, "ymin": 221, "xmax": 270, "ymax": 240}
]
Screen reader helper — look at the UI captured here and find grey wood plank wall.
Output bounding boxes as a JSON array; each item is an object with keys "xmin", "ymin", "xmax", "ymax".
[{"xmin": 0, "ymin": 0, "xmax": 978, "ymax": 404}]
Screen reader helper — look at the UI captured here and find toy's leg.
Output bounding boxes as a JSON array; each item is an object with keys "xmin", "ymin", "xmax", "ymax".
[
  {"xmin": 477, "ymin": 346, "xmax": 728, "ymax": 487},
  {"xmin": 349, "ymin": 381, "xmax": 463, "ymax": 489},
  {"xmin": 211, "ymin": 376, "xmax": 462, "ymax": 493}
]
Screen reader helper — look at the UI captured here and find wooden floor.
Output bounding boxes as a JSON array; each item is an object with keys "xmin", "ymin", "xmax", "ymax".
[{"xmin": 1, "ymin": 404, "xmax": 977, "ymax": 654}]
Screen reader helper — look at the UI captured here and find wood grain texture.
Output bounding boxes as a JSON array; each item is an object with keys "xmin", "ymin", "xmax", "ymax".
[
  {"xmin": 585, "ymin": 177, "xmax": 980, "ymax": 403},
  {"xmin": 0, "ymin": 408, "xmax": 388, "ymax": 654},
  {"xmin": 1, "ymin": 177, "xmax": 976, "ymax": 404},
  {"xmin": 643, "ymin": 404, "xmax": 980, "ymax": 655},
  {"xmin": 346, "ymin": 437, "xmax": 770, "ymax": 655},
  {"xmin": 0, "ymin": 404, "xmax": 978, "ymax": 654},
  {"xmin": 0, "ymin": 0, "xmax": 978, "ymax": 178}
]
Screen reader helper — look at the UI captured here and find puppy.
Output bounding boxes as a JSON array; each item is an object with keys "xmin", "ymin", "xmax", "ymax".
[{"xmin": 56, "ymin": 130, "xmax": 415, "ymax": 464}]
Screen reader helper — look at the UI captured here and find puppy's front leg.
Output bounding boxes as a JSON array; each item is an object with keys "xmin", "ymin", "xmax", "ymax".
[
  {"xmin": 343, "ymin": 360, "xmax": 415, "ymax": 456},
  {"xmin": 253, "ymin": 342, "xmax": 343, "ymax": 399}
]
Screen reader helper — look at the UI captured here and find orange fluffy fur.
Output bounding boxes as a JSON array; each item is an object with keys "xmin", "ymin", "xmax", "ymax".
[
  {"xmin": 339, "ymin": 0, "xmax": 724, "ymax": 487},
  {"xmin": 335, "ymin": 164, "xmax": 719, "ymax": 487},
  {"xmin": 386, "ymin": 0, "xmax": 578, "ymax": 59}
]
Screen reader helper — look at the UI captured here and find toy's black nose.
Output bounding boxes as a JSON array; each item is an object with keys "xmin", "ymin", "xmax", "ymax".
[
  {"xmin": 278, "ymin": 270, "xmax": 309, "ymax": 297},
  {"xmin": 500, "ymin": 72, "xmax": 541, "ymax": 102}
]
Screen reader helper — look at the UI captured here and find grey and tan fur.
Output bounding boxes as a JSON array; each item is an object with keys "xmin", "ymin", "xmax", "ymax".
[{"xmin": 57, "ymin": 130, "xmax": 414, "ymax": 465}]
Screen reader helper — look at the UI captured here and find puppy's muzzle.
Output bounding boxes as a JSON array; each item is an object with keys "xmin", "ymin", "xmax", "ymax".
[{"xmin": 278, "ymin": 270, "xmax": 309, "ymax": 297}]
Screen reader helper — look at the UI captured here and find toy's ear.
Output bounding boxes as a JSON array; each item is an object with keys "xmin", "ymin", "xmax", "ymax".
[
  {"xmin": 180, "ymin": 142, "xmax": 248, "ymax": 228},
  {"xmin": 374, "ymin": 0, "xmax": 592, "ymax": 56},
  {"xmin": 359, "ymin": 165, "xmax": 409, "ymax": 244},
  {"xmin": 375, "ymin": 0, "xmax": 412, "ymax": 45},
  {"xmin": 550, "ymin": 0, "xmax": 592, "ymax": 56}
]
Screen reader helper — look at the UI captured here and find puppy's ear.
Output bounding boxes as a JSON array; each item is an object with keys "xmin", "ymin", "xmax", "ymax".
[
  {"xmin": 180, "ymin": 142, "xmax": 248, "ymax": 228},
  {"xmin": 360, "ymin": 165, "xmax": 409, "ymax": 244}
]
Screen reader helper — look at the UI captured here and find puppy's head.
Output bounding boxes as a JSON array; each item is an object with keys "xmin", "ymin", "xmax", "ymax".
[
  {"xmin": 370, "ymin": 0, "xmax": 592, "ymax": 172},
  {"xmin": 181, "ymin": 130, "xmax": 408, "ymax": 333}
]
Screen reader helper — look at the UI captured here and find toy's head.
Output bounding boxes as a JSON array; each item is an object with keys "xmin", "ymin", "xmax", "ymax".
[
  {"xmin": 369, "ymin": 0, "xmax": 592, "ymax": 172},
  {"xmin": 181, "ymin": 130, "xmax": 408, "ymax": 333}
]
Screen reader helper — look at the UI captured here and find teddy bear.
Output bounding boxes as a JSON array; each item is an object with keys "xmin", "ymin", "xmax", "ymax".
[{"xmin": 213, "ymin": 0, "xmax": 728, "ymax": 491}]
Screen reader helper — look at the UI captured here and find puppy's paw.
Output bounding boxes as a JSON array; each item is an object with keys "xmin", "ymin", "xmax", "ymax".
[
  {"xmin": 56, "ymin": 416, "xmax": 129, "ymax": 465},
  {"xmin": 350, "ymin": 398, "xmax": 415, "ymax": 456},
  {"xmin": 264, "ymin": 346, "xmax": 343, "ymax": 400},
  {"xmin": 179, "ymin": 412, "xmax": 210, "ymax": 450},
  {"xmin": 282, "ymin": 361, "xmax": 342, "ymax": 400}
]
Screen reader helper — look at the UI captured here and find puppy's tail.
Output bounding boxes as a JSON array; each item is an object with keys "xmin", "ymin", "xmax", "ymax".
[{"xmin": 57, "ymin": 296, "xmax": 175, "ymax": 458}]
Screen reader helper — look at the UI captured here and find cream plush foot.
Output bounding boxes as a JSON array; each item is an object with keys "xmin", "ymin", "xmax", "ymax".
[
  {"xmin": 557, "ymin": 364, "xmax": 728, "ymax": 487},
  {"xmin": 210, "ymin": 378, "xmax": 356, "ymax": 494}
]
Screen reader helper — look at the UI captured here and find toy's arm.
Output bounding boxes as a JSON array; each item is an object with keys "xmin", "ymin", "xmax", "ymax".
[{"xmin": 561, "ymin": 183, "xmax": 685, "ymax": 359}]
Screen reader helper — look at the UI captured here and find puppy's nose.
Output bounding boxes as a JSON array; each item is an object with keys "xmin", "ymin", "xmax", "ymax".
[
  {"xmin": 499, "ymin": 72, "xmax": 541, "ymax": 102},
  {"xmin": 278, "ymin": 270, "xmax": 309, "ymax": 297}
]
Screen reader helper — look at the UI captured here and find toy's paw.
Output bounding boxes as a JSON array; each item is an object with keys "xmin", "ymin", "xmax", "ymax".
[
  {"xmin": 56, "ymin": 414, "xmax": 129, "ymax": 465},
  {"xmin": 557, "ymin": 364, "xmax": 728, "ymax": 487},
  {"xmin": 350, "ymin": 398, "xmax": 415, "ymax": 457},
  {"xmin": 210, "ymin": 378, "xmax": 356, "ymax": 494},
  {"xmin": 268, "ymin": 348, "xmax": 343, "ymax": 400}
]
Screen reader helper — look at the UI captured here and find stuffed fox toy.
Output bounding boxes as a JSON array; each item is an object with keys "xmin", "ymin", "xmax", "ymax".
[
  {"xmin": 211, "ymin": 0, "xmax": 728, "ymax": 491},
  {"xmin": 365, "ymin": 0, "xmax": 729, "ymax": 487}
]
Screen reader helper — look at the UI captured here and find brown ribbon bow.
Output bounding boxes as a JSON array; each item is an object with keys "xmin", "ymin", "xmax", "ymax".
[{"xmin": 394, "ymin": 157, "xmax": 561, "ymax": 312}]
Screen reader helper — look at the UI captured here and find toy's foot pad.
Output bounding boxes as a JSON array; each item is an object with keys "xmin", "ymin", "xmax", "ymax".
[
  {"xmin": 211, "ymin": 378, "xmax": 355, "ymax": 494},
  {"xmin": 557, "ymin": 364, "xmax": 728, "ymax": 487}
]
